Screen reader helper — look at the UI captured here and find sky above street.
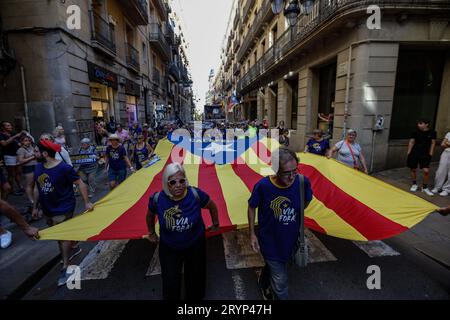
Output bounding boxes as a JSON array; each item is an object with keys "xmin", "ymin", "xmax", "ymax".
[{"xmin": 169, "ymin": 0, "xmax": 235, "ymax": 112}]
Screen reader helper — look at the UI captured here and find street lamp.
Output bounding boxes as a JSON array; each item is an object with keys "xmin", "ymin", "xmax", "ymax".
[
  {"xmin": 284, "ymin": 0, "xmax": 301, "ymax": 27},
  {"xmin": 271, "ymin": 0, "xmax": 285, "ymax": 14}
]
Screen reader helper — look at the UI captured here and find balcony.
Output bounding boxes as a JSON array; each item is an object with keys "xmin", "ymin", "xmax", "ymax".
[
  {"xmin": 225, "ymin": 79, "xmax": 232, "ymax": 91},
  {"xmin": 168, "ymin": 62, "xmax": 181, "ymax": 81},
  {"xmin": 149, "ymin": 23, "xmax": 170, "ymax": 61},
  {"xmin": 233, "ymin": 9, "xmax": 240, "ymax": 30},
  {"xmin": 118, "ymin": 0, "xmax": 149, "ymax": 25},
  {"xmin": 90, "ymin": 12, "xmax": 116, "ymax": 58},
  {"xmin": 237, "ymin": 0, "xmax": 273, "ymax": 63},
  {"xmin": 165, "ymin": 23, "xmax": 175, "ymax": 45},
  {"xmin": 233, "ymin": 38, "xmax": 241, "ymax": 53},
  {"xmin": 152, "ymin": 0, "xmax": 168, "ymax": 19},
  {"xmin": 242, "ymin": 0, "xmax": 256, "ymax": 24},
  {"xmin": 126, "ymin": 43, "xmax": 140, "ymax": 73},
  {"xmin": 237, "ymin": 0, "xmax": 450, "ymax": 95}
]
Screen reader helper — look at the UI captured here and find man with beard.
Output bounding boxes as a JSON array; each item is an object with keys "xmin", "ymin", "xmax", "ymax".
[{"xmin": 32, "ymin": 139, "xmax": 94, "ymax": 286}]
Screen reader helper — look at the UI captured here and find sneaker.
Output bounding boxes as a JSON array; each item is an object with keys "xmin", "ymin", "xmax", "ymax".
[
  {"xmin": 57, "ymin": 269, "xmax": 70, "ymax": 287},
  {"xmin": 431, "ymin": 188, "xmax": 439, "ymax": 194},
  {"xmin": 410, "ymin": 184, "xmax": 418, "ymax": 192},
  {"xmin": 439, "ymin": 191, "xmax": 449, "ymax": 197},
  {"xmin": 0, "ymin": 230, "xmax": 12, "ymax": 249},
  {"xmin": 422, "ymin": 188, "xmax": 434, "ymax": 196},
  {"xmin": 257, "ymin": 272, "xmax": 274, "ymax": 301}
]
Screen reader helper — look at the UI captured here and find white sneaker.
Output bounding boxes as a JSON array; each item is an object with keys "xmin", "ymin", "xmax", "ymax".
[
  {"xmin": 410, "ymin": 184, "xmax": 418, "ymax": 192},
  {"xmin": 0, "ymin": 230, "xmax": 12, "ymax": 249},
  {"xmin": 431, "ymin": 188, "xmax": 439, "ymax": 194},
  {"xmin": 439, "ymin": 191, "xmax": 449, "ymax": 197},
  {"xmin": 422, "ymin": 188, "xmax": 434, "ymax": 196}
]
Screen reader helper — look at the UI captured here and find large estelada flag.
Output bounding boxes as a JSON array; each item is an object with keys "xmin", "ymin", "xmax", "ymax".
[{"xmin": 39, "ymin": 134, "xmax": 438, "ymax": 241}]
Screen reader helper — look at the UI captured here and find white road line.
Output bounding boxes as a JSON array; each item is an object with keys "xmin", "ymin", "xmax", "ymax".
[
  {"xmin": 222, "ymin": 229, "xmax": 265, "ymax": 270},
  {"xmin": 79, "ymin": 240, "xmax": 129, "ymax": 280},
  {"xmin": 146, "ymin": 244, "xmax": 161, "ymax": 276},
  {"xmin": 305, "ymin": 229, "xmax": 337, "ymax": 263},
  {"xmin": 352, "ymin": 240, "xmax": 400, "ymax": 258},
  {"xmin": 231, "ymin": 271, "xmax": 247, "ymax": 300},
  {"xmin": 222, "ymin": 229, "xmax": 337, "ymax": 269}
]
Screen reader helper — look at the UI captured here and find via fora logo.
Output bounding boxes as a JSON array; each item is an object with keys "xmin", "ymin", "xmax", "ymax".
[
  {"xmin": 366, "ymin": 265, "xmax": 381, "ymax": 290},
  {"xmin": 66, "ymin": 265, "xmax": 82, "ymax": 290},
  {"xmin": 366, "ymin": 5, "xmax": 381, "ymax": 30},
  {"xmin": 66, "ymin": 5, "xmax": 81, "ymax": 30}
]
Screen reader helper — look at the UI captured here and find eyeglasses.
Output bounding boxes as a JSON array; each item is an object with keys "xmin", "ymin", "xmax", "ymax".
[
  {"xmin": 168, "ymin": 178, "xmax": 186, "ymax": 186},
  {"xmin": 278, "ymin": 169, "xmax": 298, "ymax": 178}
]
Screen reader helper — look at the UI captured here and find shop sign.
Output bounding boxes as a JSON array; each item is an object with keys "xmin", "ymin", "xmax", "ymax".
[
  {"xmin": 125, "ymin": 79, "xmax": 141, "ymax": 96},
  {"xmin": 87, "ymin": 62, "xmax": 118, "ymax": 89}
]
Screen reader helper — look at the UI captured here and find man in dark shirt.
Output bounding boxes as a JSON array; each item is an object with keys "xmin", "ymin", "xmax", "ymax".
[
  {"xmin": 0, "ymin": 121, "xmax": 24, "ymax": 195},
  {"xmin": 33, "ymin": 139, "xmax": 93, "ymax": 287},
  {"xmin": 407, "ymin": 119, "xmax": 437, "ymax": 196}
]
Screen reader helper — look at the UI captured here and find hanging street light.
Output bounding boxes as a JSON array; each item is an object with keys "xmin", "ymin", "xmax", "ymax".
[
  {"xmin": 284, "ymin": 0, "xmax": 301, "ymax": 27},
  {"xmin": 271, "ymin": 0, "xmax": 285, "ymax": 15}
]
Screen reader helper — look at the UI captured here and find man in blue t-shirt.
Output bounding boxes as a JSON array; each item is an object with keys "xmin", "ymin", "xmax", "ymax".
[
  {"xmin": 248, "ymin": 148, "xmax": 313, "ymax": 300},
  {"xmin": 32, "ymin": 139, "xmax": 94, "ymax": 287},
  {"xmin": 105, "ymin": 134, "xmax": 134, "ymax": 190}
]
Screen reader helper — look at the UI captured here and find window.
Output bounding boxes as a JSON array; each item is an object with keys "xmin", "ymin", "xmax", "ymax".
[
  {"xmin": 142, "ymin": 42, "xmax": 147, "ymax": 65},
  {"xmin": 390, "ymin": 50, "xmax": 445, "ymax": 139}
]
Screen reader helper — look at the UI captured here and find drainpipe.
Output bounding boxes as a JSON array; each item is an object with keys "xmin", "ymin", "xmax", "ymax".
[
  {"xmin": 343, "ymin": 44, "xmax": 352, "ymax": 138},
  {"xmin": 20, "ymin": 65, "xmax": 30, "ymax": 132}
]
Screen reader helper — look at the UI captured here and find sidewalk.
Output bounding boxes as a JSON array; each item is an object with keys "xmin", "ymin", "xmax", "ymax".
[
  {"xmin": 0, "ymin": 168, "xmax": 110, "ymax": 299},
  {"xmin": 373, "ymin": 162, "xmax": 450, "ymax": 272}
]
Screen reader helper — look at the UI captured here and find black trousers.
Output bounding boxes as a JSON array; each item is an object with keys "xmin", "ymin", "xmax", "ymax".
[{"xmin": 159, "ymin": 236, "xmax": 206, "ymax": 300}]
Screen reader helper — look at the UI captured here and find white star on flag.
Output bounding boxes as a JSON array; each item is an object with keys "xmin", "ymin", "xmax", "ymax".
[{"xmin": 202, "ymin": 142, "xmax": 235, "ymax": 155}]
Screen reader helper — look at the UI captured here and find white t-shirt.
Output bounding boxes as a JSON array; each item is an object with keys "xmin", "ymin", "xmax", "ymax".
[
  {"xmin": 335, "ymin": 140, "xmax": 362, "ymax": 168},
  {"xmin": 444, "ymin": 132, "xmax": 450, "ymax": 152},
  {"xmin": 55, "ymin": 146, "xmax": 73, "ymax": 166}
]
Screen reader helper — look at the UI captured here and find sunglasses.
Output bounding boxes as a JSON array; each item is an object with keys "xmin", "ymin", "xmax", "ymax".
[
  {"xmin": 278, "ymin": 169, "xmax": 298, "ymax": 178},
  {"xmin": 168, "ymin": 178, "xmax": 186, "ymax": 186}
]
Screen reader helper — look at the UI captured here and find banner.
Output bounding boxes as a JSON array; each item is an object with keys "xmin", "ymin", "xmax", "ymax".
[{"xmin": 39, "ymin": 137, "xmax": 438, "ymax": 242}]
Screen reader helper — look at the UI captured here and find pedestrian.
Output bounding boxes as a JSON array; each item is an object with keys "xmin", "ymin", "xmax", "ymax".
[
  {"xmin": 327, "ymin": 129, "xmax": 368, "ymax": 174},
  {"xmin": 145, "ymin": 163, "xmax": 219, "ymax": 300},
  {"xmin": 262, "ymin": 118, "xmax": 269, "ymax": 130},
  {"xmin": 248, "ymin": 148, "xmax": 313, "ymax": 300},
  {"xmin": 279, "ymin": 129, "xmax": 290, "ymax": 147},
  {"xmin": 107, "ymin": 116, "xmax": 116, "ymax": 134},
  {"xmin": 432, "ymin": 131, "xmax": 450, "ymax": 196},
  {"xmin": 40, "ymin": 133, "xmax": 73, "ymax": 167},
  {"xmin": 0, "ymin": 121, "xmax": 25, "ymax": 195},
  {"xmin": 304, "ymin": 129, "xmax": 330, "ymax": 156},
  {"xmin": 77, "ymin": 138, "xmax": 98, "ymax": 198},
  {"xmin": 406, "ymin": 119, "xmax": 437, "ymax": 196},
  {"xmin": 32, "ymin": 139, "xmax": 93, "ymax": 286},
  {"xmin": 0, "ymin": 160, "xmax": 12, "ymax": 200},
  {"xmin": 276, "ymin": 121, "xmax": 286, "ymax": 132},
  {"xmin": 16, "ymin": 135, "xmax": 37, "ymax": 212},
  {"xmin": 53, "ymin": 126, "xmax": 67, "ymax": 149},
  {"xmin": 115, "ymin": 124, "xmax": 130, "ymax": 153},
  {"xmin": 105, "ymin": 134, "xmax": 134, "ymax": 190},
  {"xmin": 142, "ymin": 123, "xmax": 150, "ymax": 142},
  {"xmin": 0, "ymin": 199, "xmax": 40, "ymax": 249},
  {"xmin": 130, "ymin": 134, "xmax": 154, "ymax": 171}
]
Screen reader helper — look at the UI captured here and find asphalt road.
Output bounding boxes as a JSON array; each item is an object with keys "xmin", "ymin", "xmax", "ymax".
[{"xmin": 22, "ymin": 227, "xmax": 450, "ymax": 300}]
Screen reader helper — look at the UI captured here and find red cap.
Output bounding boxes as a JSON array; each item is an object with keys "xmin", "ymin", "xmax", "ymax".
[{"xmin": 39, "ymin": 139, "xmax": 62, "ymax": 153}]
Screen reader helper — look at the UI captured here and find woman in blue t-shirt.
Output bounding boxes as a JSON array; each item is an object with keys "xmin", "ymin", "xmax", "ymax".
[
  {"xmin": 105, "ymin": 134, "xmax": 134, "ymax": 190},
  {"xmin": 304, "ymin": 129, "xmax": 330, "ymax": 156},
  {"xmin": 146, "ymin": 163, "xmax": 219, "ymax": 300},
  {"xmin": 130, "ymin": 134, "xmax": 154, "ymax": 170}
]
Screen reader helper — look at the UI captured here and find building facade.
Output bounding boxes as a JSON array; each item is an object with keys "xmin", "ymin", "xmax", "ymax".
[
  {"xmin": 215, "ymin": 0, "xmax": 450, "ymax": 171},
  {"xmin": 0, "ymin": 0, "xmax": 194, "ymax": 149}
]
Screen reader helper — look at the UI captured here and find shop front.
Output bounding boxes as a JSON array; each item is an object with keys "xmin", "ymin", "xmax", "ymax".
[
  {"xmin": 88, "ymin": 62, "xmax": 118, "ymax": 123},
  {"xmin": 125, "ymin": 79, "xmax": 141, "ymax": 126}
]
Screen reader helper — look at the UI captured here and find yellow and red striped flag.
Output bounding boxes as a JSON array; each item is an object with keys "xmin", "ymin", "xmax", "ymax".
[{"xmin": 39, "ymin": 137, "xmax": 438, "ymax": 242}]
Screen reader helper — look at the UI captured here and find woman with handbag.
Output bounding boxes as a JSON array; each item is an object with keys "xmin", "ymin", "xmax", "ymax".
[
  {"xmin": 327, "ymin": 129, "xmax": 369, "ymax": 174},
  {"xmin": 248, "ymin": 148, "xmax": 313, "ymax": 300}
]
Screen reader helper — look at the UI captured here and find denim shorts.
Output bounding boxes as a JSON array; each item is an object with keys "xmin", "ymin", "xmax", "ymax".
[
  {"xmin": 108, "ymin": 168, "xmax": 127, "ymax": 183},
  {"xmin": 22, "ymin": 165, "xmax": 36, "ymax": 175}
]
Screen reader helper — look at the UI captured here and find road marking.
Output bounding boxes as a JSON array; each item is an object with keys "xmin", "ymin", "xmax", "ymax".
[
  {"xmin": 146, "ymin": 244, "xmax": 161, "ymax": 276},
  {"xmin": 231, "ymin": 271, "xmax": 247, "ymax": 300},
  {"xmin": 222, "ymin": 228, "xmax": 337, "ymax": 270},
  {"xmin": 352, "ymin": 240, "xmax": 400, "ymax": 258},
  {"xmin": 79, "ymin": 240, "xmax": 129, "ymax": 280},
  {"xmin": 305, "ymin": 229, "xmax": 337, "ymax": 263},
  {"xmin": 222, "ymin": 229, "xmax": 265, "ymax": 269}
]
